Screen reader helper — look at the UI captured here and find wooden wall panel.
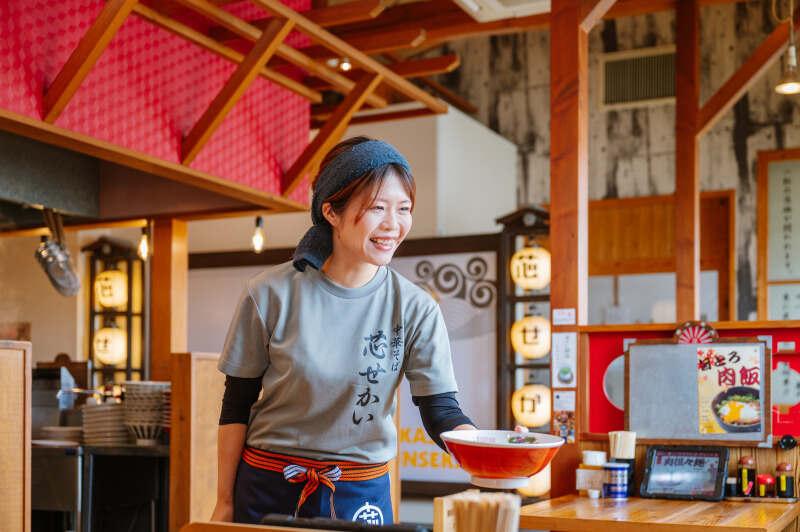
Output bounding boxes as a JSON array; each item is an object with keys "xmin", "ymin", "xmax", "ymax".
[
  {"xmin": 170, "ymin": 352, "xmax": 225, "ymax": 531},
  {"xmin": 0, "ymin": 341, "xmax": 32, "ymax": 532},
  {"xmin": 588, "ymin": 191, "xmax": 735, "ymax": 320}
]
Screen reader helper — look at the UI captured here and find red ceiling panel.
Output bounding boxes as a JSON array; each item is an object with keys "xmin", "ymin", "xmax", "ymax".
[{"xmin": 0, "ymin": 0, "xmax": 311, "ymax": 203}]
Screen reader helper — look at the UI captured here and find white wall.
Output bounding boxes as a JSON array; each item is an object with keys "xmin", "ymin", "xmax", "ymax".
[
  {"xmin": 188, "ymin": 211, "xmax": 311, "ymax": 253},
  {"xmin": 0, "ymin": 235, "xmax": 81, "ymax": 363},
  {"xmin": 346, "ymin": 112, "xmax": 440, "ymax": 238},
  {"xmin": 436, "ymin": 108, "xmax": 517, "ymax": 235}
]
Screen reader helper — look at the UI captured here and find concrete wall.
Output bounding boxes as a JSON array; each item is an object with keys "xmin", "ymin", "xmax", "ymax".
[{"xmin": 430, "ymin": 1, "xmax": 800, "ymax": 319}]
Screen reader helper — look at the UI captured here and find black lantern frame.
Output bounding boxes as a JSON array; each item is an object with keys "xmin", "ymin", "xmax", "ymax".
[
  {"xmin": 82, "ymin": 237, "xmax": 147, "ymax": 385},
  {"xmin": 495, "ymin": 206, "xmax": 551, "ymax": 430}
]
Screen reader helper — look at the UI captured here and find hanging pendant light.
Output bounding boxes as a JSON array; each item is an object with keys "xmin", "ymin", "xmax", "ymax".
[
  {"xmin": 252, "ymin": 216, "xmax": 265, "ymax": 253},
  {"xmin": 137, "ymin": 225, "xmax": 150, "ymax": 261},
  {"xmin": 776, "ymin": 0, "xmax": 800, "ymax": 94}
]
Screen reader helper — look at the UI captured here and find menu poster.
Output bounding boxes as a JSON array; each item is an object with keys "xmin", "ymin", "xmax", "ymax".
[
  {"xmin": 551, "ymin": 332, "xmax": 577, "ymax": 388},
  {"xmin": 767, "ymin": 283, "xmax": 800, "ymax": 320},
  {"xmin": 773, "ymin": 357, "xmax": 800, "ymax": 437},
  {"xmin": 553, "ymin": 390, "xmax": 576, "ymax": 442},
  {"xmin": 768, "ymin": 160, "xmax": 800, "ymax": 280},
  {"xmin": 696, "ymin": 345, "xmax": 761, "ymax": 434}
]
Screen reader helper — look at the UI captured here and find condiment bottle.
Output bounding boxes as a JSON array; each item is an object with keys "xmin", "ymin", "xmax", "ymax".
[
  {"xmin": 725, "ymin": 477, "xmax": 737, "ymax": 498},
  {"xmin": 776, "ymin": 463, "xmax": 795, "ymax": 498},
  {"xmin": 738, "ymin": 456, "xmax": 756, "ymax": 497},
  {"xmin": 756, "ymin": 474, "xmax": 775, "ymax": 497}
]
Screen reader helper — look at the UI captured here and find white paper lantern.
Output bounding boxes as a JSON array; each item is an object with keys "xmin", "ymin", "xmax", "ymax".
[
  {"xmin": 510, "ymin": 247, "xmax": 551, "ymax": 290},
  {"xmin": 512, "ymin": 384, "xmax": 552, "ymax": 427},
  {"xmin": 518, "ymin": 464, "xmax": 551, "ymax": 498},
  {"xmin": 510, "ymin": 316, "xmax": 551, "ymax": 359},
  {"xmin": 93, "ymin": 327, "xmax": 127, "ymax": 366},
  {"xmin": 94, "ymin": 270, "xmax": 128, "ymax": 308}
]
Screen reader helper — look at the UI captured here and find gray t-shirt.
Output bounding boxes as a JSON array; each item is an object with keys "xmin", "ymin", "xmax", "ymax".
[{"xmin": 218, "ymin": 261, "xmax": 459, "ymax": 463}]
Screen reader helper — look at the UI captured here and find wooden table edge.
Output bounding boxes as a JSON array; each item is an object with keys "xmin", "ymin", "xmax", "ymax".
[{"xmin": 519, "ymin": 496, "xmax": 800, "ymax": 532}]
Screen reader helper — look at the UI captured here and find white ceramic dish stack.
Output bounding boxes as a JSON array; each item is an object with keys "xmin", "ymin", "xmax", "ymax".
[
  {"xmin": 40, "ymin": 425, "xmax": 83, "ymax": 444},
  {"xmin": 161, "ymin": 388, "xmax": 171, "ymax": 428},
  {"xmin": 123, "ymin": 381, "xmax": 170, "ymax": 446},
  {"xmin": 82, "ymin": 402, "xmax": 129, "ymax": 446}
]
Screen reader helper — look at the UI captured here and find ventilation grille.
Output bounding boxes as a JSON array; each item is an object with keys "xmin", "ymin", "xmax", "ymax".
[{"xmin": 601, "ymin": 47, "xmax": 675, "ymax": 109}]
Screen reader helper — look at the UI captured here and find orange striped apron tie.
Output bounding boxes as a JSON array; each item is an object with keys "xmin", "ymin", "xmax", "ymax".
[{"xmin": 242, "ymin": 447, "xmax": 389, "ymax": 518}]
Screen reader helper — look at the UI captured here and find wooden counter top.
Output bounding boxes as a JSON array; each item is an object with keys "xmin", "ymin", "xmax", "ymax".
[{"xmin": 519, "ymin": 495, "xmax": 800, "ymax": 532}]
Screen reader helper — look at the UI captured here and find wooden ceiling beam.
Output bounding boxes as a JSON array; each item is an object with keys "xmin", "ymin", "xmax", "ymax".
[
  {"xmin": 250, "ymin": 0, "xmax": 447, "ymax": 113},
  {"xmin": 297, "ymin": 28, "xmax": 426, "ymax": 60},
  {"xmin": 208, "ymin": 0, "xmax": 390, "ymax": 40},
  {"xmin": 697, "ymin": 8, "xmax": 800, "ymax": 137},
  {"xmin": 304, "ymin": 0, "xmax": 391, "ymax": 27},
  {"xmin": 305, "ymin": 54, "xmax": 460, "ymax": 90},
  {"xmin": 311, "ymin": 106, "xmax": 436, "ymax": 127},
  {"xmin": 132, "ymin": 4, "xmax": 321, "ymax": 103},
  {"xmin": 43, "ymin": 0, "xmax": 138, "ymax": 123},
  {"xmin": 417, "ymin": 77, "xmax": 478, "ymax": 114},
  {"xmin": 182, "ymin": 18, "xmax": 294, "ymax": 164},
  {"xmin": 581, "ymin": 0, "xmax": 618, "ymax": 31},
  {"xmin": 172, "ymin": 0, "xmax": 388, "ymax": 108},
  {"xmin": 284, "ymin": 73, "xmax": 383, "ymax": 197},
  {"xmin": 388, "ymin": 54, "xmax": 461, "ymax": 77},
  {"xmin": 381, "ymin": 50, "xmax": 478, "ymax": 115},
  {"xmin": 329, "ymin": 0, "xmax": 744, "ymax": 53},
  {"xmin": 0, "ymin": 107, "xmax": 305, "ymax": 211}
]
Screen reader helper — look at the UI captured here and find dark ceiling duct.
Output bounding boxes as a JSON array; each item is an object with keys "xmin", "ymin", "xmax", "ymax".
[
  {"xmin": 34, "ymin": 208, "xmax": 80, "ymax": 297},
  {"xmin": 0, "ymin": 130, "xmax": 99, "ymax": 225}
]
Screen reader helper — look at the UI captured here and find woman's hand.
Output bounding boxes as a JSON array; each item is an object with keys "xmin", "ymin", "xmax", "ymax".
[
  {"xmin": 514, "ymin": 425, "xmax": 529, "ymax": 433},
  {"xmin": 210, "ymin": 499, "xmax": 234, "ymax": 522}
]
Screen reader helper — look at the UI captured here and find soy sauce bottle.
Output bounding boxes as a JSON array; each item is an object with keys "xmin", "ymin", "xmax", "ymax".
[
  {"xmin": 738, "ymin": 456, "xmax": 756, "ymax": 497},
  {"xmin": 776, "ymin": 463, "xmax": 795, "ymax": 498}
]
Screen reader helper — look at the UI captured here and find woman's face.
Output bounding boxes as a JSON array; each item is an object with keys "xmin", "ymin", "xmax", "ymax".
[{"xmin": 326, "ymin": 172, "xmax": 413, "ymax": 266}]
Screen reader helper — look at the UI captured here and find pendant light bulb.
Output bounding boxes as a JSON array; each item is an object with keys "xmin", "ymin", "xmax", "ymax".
[
  {"xmin": 137, "ymin": 227, "xmax": 150, "ymax": 261},
  {"xmin": 776, "ymin": 0, "xmax": 800, "ymax": 94},
  {"xmin": 340, "ymin": 58, "xmax": 352, "ymax": 72},
  {"xmin": 777, "ymin": 43, "xmax": 800, "ymax": 94},
  {"xmin": 252, "ymin": 216, "xmax": 265, "ymax": 254}
]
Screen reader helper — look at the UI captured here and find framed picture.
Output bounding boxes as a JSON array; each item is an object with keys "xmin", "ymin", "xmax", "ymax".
[
  {"xmin": 640, "ymin": 445, "xmax": 729, "ymax": 501},
  {"xmin": 626, "ymin": 338, "xmax": 771, "ymax": 445}
]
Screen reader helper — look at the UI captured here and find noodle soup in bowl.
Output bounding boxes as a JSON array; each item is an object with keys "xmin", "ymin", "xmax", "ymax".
[{"xmin": 441, "ymin": 430, "xmax": 564, "ymax": 489}]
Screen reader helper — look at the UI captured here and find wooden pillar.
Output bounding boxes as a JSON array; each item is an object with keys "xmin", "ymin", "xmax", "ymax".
[
  {"xmin": 150, "ymin": 218, "xmax": 188, "ymax": 381},
  {"xmin": 549, "ymin": 0, "xmax": 589, "ymax": 497},
  {"xmin": 675, "ymin": 0, "xmax": 701, "ymax": 321}
]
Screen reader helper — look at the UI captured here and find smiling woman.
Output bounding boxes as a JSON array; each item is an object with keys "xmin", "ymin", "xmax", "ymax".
[{"xmin": 210, "ymin": 136, "xmax": 475, "ymax": 525}]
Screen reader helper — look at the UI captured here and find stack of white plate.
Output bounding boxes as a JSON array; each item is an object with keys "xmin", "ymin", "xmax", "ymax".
[
  {"xmin": 124, "ymin": 381, "xmax": 170, "ymax": 446},
  {"xmin": 161, "ymin": 389, "xmax": 171, "ymax": 428},
  {"xmin": 40, "ymin": 425, "xmax": 83, "ymax": 443},
  {"xmin": 82, "ymin": 403, "xmax": 128, "ymax": 446}
]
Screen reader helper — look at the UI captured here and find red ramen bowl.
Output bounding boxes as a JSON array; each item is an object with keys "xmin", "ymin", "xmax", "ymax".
[{"xmin": 441, "ymin": 430, "xmax": 564, "ymax": 489}]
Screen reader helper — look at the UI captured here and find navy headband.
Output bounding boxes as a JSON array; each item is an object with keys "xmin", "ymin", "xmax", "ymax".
[{"xmin": 292, "ymin": 140, "xmax": 411, "ymax": 272}]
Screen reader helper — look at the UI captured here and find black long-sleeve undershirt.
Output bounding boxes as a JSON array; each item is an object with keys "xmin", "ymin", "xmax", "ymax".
[{"xmin": 219, "ymin": 375, "xmax": 473, "ymax": 451}]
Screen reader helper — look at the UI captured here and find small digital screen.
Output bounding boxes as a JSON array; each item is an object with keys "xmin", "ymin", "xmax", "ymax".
[{"xmin": 647, "ymin": 449, "xmax": 720, "ymax": 497}]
